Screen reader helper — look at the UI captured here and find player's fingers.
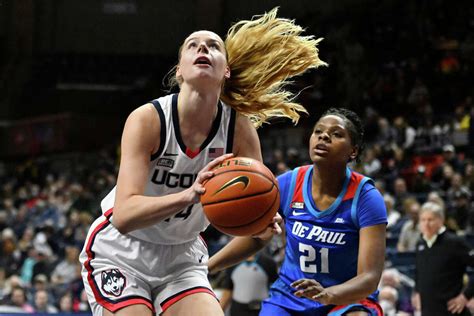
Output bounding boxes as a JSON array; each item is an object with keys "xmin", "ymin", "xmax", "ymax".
[
  {"xmin": 272, "ymin": 213, "xmax": 283, "ymax": 224},
  {"xmin": 312, "ymin": 291, "xmax": 328, "ymax": 300},
  {"xmin": 291, "ymin": 279, "xmax": 315, "ymax": 289},
  {"xmin": 272, "ymin": 222, "xmax": 282, "ymax": 235},
  {"xmin": 197, "ymin": 171, "xmax": 214, "ymax": 183},
  {"xmin": 203, "ymin": 153, "xmax": 233, "ymax": 172}
]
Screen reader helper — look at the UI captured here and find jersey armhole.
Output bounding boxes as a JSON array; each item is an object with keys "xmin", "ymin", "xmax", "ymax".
[
  {"xmin": 282, "ymin": 167, "xmax": 300, "ymax": 218},
  {"xmin": 150, "ymin": 99, "xmax": 167, "ymax": 160},
  {"xmin": 350, "ymin": 177, "xmax": 374, "ymax": 228},
  {"xmin": 225, "ymin": 108, "xmax": 236, "ymax": 154}
]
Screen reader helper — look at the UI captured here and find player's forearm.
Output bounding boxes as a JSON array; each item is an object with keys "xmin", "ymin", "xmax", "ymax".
[
  {"xmin": 208, "ymin": 236, "xmax": 268, "ymax": 274},
  {"xmin": 112, "ymin": 191, "xmax": 193, "ymax": 234},
  {"xmin": 324, "ymin": 272, "xmax": 380, "ymax": 305}
]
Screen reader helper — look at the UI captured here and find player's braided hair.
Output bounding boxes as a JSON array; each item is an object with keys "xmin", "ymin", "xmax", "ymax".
[
  {"xmin": 321, "ymin": 108, "xmax": 365, "ymax": 161},
  {"xmin": 168, "ymin": 8, "xmax": 327, "ymax": 127}
]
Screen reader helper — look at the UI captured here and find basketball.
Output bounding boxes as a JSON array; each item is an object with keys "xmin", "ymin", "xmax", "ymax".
[{"xmin": 200, "ymin": 157, "xmax": 280, "ymax": 236}]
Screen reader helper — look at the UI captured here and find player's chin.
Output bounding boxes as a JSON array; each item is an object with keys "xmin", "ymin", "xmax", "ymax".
[{"xmin": 310, "ymin": 153, "xmax": 327, "ymax": 163}]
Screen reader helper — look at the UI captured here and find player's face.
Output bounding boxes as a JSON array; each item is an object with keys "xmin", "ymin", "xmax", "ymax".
[
  {"xmin": 309, "ymin": 115, "xmax": 358, "ymax": 165},
  {"xmin": 419, "ymin": 210, "xmax": 443, "ymax": 239},
  {"xmin": 176, "ymin": 31, "xmax": 230, "ymax": 88}
]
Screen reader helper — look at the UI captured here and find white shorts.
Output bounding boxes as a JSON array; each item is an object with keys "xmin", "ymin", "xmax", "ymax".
[{"xmin": 79, "ymin": 210, "xmax": 215, "ymax": 315}]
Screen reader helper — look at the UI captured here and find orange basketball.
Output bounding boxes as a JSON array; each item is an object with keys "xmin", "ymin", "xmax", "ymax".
[{"xmin": 200, "ymin": 157, "xmax": 280, "ymax": 236}]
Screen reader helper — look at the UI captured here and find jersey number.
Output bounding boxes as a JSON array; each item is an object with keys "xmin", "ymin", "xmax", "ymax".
[
  {"xmin": 164, "ymin": 205, "xmax": 193, "ymax": 222},
  {"xmin": 299, "ymin": 243, "xmax": 329, "ymax": 273}
]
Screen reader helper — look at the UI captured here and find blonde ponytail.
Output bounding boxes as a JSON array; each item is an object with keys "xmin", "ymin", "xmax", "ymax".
[{"xmin": 223, "ymin": 7, "xmax": 327, "ymax": 127}]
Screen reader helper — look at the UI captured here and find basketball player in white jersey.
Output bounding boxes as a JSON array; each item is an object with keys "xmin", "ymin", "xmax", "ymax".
[{"xmin": 79, "ymin": 8, "xmax": 327, "ymax": 316}]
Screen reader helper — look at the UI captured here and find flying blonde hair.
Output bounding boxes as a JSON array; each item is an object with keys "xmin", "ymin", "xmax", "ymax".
[
  {"xmin": 223, "ymin": 7, "xmax": 327, "ymax": 127},
  {"xmin": 168, "ymin": 8, "xmax": 327, "ymax": 127}
]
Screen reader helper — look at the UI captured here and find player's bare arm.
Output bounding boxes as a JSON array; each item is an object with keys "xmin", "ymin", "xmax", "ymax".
[
  {"xmin": 112, "ymin": 104, "xmax": 229, "ymax": 234},
  {"xmin": 293, "ymin": 223, "xmax": 386, "ymax": 305}
]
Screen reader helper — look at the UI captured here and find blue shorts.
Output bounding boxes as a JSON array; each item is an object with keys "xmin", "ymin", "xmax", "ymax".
[{"xmin": 260, "ymin": 298, "xmax": 382, "ymax": 316}]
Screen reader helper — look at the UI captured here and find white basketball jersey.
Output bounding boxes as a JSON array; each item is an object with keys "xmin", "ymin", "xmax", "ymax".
[{"xmin": 101, "ymin": 94, "xmax": 236, "ymax": 244}]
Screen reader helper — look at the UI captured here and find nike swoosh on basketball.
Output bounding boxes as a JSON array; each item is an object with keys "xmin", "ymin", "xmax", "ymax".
[
  {"xmin": 163, "ymin": 152, "xmax": 178, "ymax": 157},
  {"xmin": 292, "ymin": 210, "xmax": 305, "ymax": 216},
  {"xmin": 213, "ymin": 176, "xmax": 250, "ymax": 196}
]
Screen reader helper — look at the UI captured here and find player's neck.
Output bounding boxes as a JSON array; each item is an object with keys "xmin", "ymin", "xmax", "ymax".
[
  {"xmin": 177, "ymin": 86, "xmax": 220, "ymax": 127},
  {"xmin": 312, "ymin": 164, "xmax": 346, "ymax": 197}
]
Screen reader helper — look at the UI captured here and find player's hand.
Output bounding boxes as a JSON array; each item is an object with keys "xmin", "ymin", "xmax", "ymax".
[
  {"xmin": 186, "ymin": 153, "xmax": 234, "ymax": 204},
  {"xmin": 447, "ymin": 293, "xmax": 468, "ymax": 314},
  {"xmin": 252, "ymin": 213, "xmax": 283, "ymax": 240},
  {"xmin": 291, "ymin": 278, "xmax": 333, "ymax": 305}
]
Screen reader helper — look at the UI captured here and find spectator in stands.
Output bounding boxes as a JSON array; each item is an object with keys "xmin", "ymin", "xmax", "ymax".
[
  {"xmin": 384, "ymin": 194, "xmax": 401, "ymax": 231},
  {"xmin": 51, "ymin": 245, "xmax": 80, "ymax": 287},
  {"xmin": 0, "ymin": 267, "xmax": 6, "ymax": 302},
  {"xmin": 33, "ymin": 289, "xmax": 58, "ymax": 313},
  {"xmin": 427, "ymin": 191, "xmax": 446, "ymax": 210},
  {"xmin": 433, "ymin": 144, "xmax": 464, "ymax": 182},
  {"xmin": 58, "ymin": 292, "xmax": 74, "ymax": 313},
  {"xmin": 397, "ymin": 198, "xmax": 421, "ymax": 252},
  {"xmin": 414, "ymin": 202, "xmax": 474, "ymax": 316},
  {"xmin": 435, "ymin": 164, "xmax": 456, "ymax": 192},
  {"xmin": 6, "ymin": 287, "xmax": 34, "ymax": 313},
  {"xmin": 411, "ymin": 165, "xmax": 433, "ymax": 198},
  {"xmin": 378, "ymin": 286, "xmax": 398, "ymax": 316},
  {"xmin": 27, "ymin": 274, "xmax": 52, "ymax": 304},
  {"xmin": 445, "ymin": 173, "xmax": 472, "ymax": 232},
  {"xmin": 362, "ymin": 147, "xmax": 382, "ymax": 178},
  {"xmin": 392, "ymin": 177, "xmax": 412, "ymax": 212},
  {"xmin": 31, "ymin": 251, "xmax": 50, "ymax": 281},
  {"xmin": 379, "ymin": 268, "xmax": 414, "ymax": 314},
  {"xmin": 393, "ymin": 116, "xmax": 416, "ymax": 151},
  {"xmin": 375, "ymin": 117, "xmax": 395, "ymax": 148},
  {"xmin": 75, "ymin": 289, "xmax": 92, "ymax": 313},
  {"xmin": 464, "ymin": 161, "xmax": 474, "ymax": 191},
  {"xmin": 19, "ymin": 247, "xmax": 37, "ymax": 285}
]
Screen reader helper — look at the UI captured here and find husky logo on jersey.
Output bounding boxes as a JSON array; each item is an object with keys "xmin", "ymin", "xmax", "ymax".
[
  {"xmin": 101, "ymin": 269, "xmax": 126, "ymax": 297},
  {"xmin": 151, "ymin": 169, "xmax": 197, "ymax": 188},
  {"xmin": 157, "ymin": 158, "xmax": 175, "ymax": 168}
]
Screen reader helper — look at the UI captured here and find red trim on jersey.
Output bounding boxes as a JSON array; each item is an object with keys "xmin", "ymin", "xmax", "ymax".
[
  {"xmin": 342, "ymin": 171, "xmax": 365, "ymax": 201},
  {"xmin": 161, "ymin": 288, "xmax": 216, "ymax": 313},
  {"xmin": 103, "ymin": 207, "xmax": 113, "ymax": 218},
  {"xmin": 329, "ymin": 298, "xmax": 383, "ymax": 315},
  {"xmin": 186, "ymin": 147, "xmax": 200, "ymax": 158},
  {"xmin": 291, "ymin": 165, "xmax": 311, "ymax": 203},
  {"xmin": 199, "ymin": 234, "xmax": 208, "ymax": 248},
  {"xmin": 83, "ymin": 208, "xmax": 155, "ymax": 313}
]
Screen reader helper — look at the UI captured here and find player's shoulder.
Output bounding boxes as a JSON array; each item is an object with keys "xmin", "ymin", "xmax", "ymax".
[{"xmin": 276, "ymin": 169, "xmax": 293, "ymax": 184}]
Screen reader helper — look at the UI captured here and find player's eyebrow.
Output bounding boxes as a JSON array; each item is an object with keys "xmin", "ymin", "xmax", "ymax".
[{"xmin": 184, "ymin": 37, "xmax": 223, "ymax": 47}]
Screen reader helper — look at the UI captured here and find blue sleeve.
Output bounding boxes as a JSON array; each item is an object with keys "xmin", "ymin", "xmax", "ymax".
[
  {"xmin": 277, "ymin": 171, "xmax": 292, "ymax": 219},
  {"xmin": 357, "ymin": 184, "xmax": 387, "ymax": 228}
]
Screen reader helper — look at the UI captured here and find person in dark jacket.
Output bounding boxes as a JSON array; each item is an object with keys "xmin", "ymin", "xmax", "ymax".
[{"xmin": 414, "ymin": 201, "xmax": 474, "ymax": 316}]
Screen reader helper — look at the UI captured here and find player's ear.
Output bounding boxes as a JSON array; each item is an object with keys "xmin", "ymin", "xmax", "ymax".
[
  {"xmin": 224, "ymin": 66, "xmax": 231, "ymax": 79},
  {"xmin": 349, "ymin": 145, "xmax": 359, "ymax": 161}
]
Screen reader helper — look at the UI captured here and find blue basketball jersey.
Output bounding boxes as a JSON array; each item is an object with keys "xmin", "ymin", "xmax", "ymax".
[{"xmin": 263, "ymin": 165, "xmax": 387, "ymax": 314}]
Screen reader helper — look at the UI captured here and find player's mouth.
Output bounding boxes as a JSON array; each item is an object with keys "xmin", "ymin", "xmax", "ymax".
[
  {"xmin": 314, "ymin": 143, "xmax": 329, "ymax": 155},
  {"xmin": 194, "ymin": 56, "xmax": 212, "ymax": 67}
]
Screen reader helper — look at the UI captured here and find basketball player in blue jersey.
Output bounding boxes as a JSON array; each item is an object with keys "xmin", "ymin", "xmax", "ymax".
[
  {"xmin": 260, "ymin": 108, "xmax": 387, "ymax": 316},
  {"xmin": 79, "ymin": 9, "xmax": 327, "ymax": 316}
]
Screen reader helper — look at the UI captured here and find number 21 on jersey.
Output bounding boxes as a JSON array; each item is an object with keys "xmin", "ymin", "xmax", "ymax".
[{"xmin": 299, "ymin": 243, "xmax": 329, "ymax": 273}]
